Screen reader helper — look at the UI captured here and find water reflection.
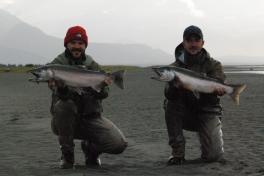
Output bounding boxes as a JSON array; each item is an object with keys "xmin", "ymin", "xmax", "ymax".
[
  {"xmin": 225, "ymin": 71, "xmax": 264, "ymax": 74},
  {"xmin": 224, "ymin": 65, "xmax": 264, "ymax": 74}
]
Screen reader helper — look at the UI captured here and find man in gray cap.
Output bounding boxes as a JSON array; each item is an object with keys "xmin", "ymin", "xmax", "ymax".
[{"xmin": 164, "ymin": 25, "xmax": 227, "ymax": 165}]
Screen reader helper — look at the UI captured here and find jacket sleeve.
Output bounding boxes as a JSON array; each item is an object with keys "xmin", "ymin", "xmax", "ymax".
[
  {"xmin": 206, "ymin": 59, "xmax": 226, "ymax": 83},
  {"xmin": 48, "ymin": 58, "xmax": 64, "ymax": 65},
  {"xmin": 164, "ymin": 83, "xmax": 183, "ymax": 100},
  {"xmin": 53, "ymin": 86, "xmax": 74, "ymax": 99},
  {"xmin": 92, "ymin": 87, "xmax": 109, "ymax": 99}
]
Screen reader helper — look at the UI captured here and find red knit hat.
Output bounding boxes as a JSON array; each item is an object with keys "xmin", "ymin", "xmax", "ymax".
[{"xmin": 64, "ymin": 26, "xmax": 88, "ymax": 47}]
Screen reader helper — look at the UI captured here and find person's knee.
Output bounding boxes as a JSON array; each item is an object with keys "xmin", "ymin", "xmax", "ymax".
[
  {"xmin": 56, "ymin": 99, "xmax": 77, "ymax": 110},
  {"xmin": 111, "ymin": 141, "xmax": 128, "ymax": 154},
  {"xmin": 51, "ymin": 99, "xmax": 78, "ymax": 136},
  {"xmin": 53, "ymin": 99, "xmax": 78, "ymax": 117},
  {"xmin": 51, "ymin": 119, "xmax": 59, "ymax": 135}
]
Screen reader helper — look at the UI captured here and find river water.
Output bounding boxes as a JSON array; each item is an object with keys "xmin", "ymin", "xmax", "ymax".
[
  {"xmin": 225, "ymin": 71, "xmax": 264, "ymax": 74},
  {"xmin": 224, "ymin": 65, "xmax": 264, "ymax": 74}
]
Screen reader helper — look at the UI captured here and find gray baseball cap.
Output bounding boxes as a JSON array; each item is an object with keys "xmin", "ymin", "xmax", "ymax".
[{"xmin": 183, "ymin": 25, "xmax": 203, "ymax": 40}]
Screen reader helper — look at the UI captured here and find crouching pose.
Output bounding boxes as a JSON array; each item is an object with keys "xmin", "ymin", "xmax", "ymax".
[
  {"xmin": 164, "ymin": 25, "xmax": 227, "ymax": 165},
  {"xmin": 48, "ymin": 26, "xmax": 127, "ymax": 169}
]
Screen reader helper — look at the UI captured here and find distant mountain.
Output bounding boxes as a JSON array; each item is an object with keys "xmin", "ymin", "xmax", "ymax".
[
  {"xmin": 87, "ymin": 43, "xmax": 174, "ymax": 66},
  {"xmin": 0, "ymin": 9, "xmax": 21, "ymax": 37},
  {"xmin": 0, "ymin": 45, "xmax": 47, "ymax": 65},
  {"xmin": 0, "ymin": 9, "xmax": 174, "ymax": 66},
  {"xmin": 0, "ymin": 9, "xmax": 63, "ymax": 65},
  {"xmin": 113, "ymin": 38, "xmax": 136, "ymax": 44}
]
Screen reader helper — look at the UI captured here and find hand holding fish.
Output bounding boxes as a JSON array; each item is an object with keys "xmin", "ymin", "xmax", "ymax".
[
  {"xmin": 48, "ymin": 78, "xmax": 66, "ymax": 90},
  {"xmin": 168, "ymin": 78, "xmax": 183, "ymax": 88},
  {"xmin": 213, "ymin": 81, "xmax": 227, "ymax": 96},
  {"xmin": 213, "ymin": 87, "xmax": 226, "ymax": 96},
  {"xmin": 104, "ymin": 77, "xmax": 111, "ymax": 86}
]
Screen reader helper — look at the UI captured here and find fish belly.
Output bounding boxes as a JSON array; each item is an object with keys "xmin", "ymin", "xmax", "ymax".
[{"xmin": 54, "ymin": 70, "xmax": 104, "ymax": 88}]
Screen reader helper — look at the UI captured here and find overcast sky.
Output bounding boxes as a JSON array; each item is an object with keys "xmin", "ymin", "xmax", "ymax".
[{"xmin": 1, "ymin": 0, "xmax": 264, "ymax": 60}]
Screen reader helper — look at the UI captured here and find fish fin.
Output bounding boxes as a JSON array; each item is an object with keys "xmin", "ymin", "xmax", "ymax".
[
  {"xmin": 228, "ymin": 84, "xmax": 246, "ymax": 105},
  {"xmin": 193, "ymin": 91, "xmax": 200, "ymax": 99},
  {"xmin": 109, "ymin": 70, "xmax": 127, "ymax": 90},
  {"xmin": 75, "ymin": 87, "xmax": 83, "ymax": 95},
  {"xmin": 150, "ymin": 76, "xmax": 173, "ymax": 82},
  {"xmin": 91, "ymin": 82, "xmax": 105, "ymax": 92}
]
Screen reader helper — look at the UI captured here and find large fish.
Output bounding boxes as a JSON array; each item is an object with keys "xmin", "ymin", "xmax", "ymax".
[
  {"xmin": 27, "ymin": 64, "xmax": 126, "ymax": 94},
  {"xmin": 151, "ymin": 66, "xmax": 246, "ymax": 105}
]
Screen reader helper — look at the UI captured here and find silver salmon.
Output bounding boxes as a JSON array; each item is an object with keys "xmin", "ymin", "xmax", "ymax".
[
  {"xmin": 27, "ymin": 64, "xmax": 126, "ymax": 93},
  {"xmin": 151, "ymin": 66, "xmax": 246, "ymax": 105}
]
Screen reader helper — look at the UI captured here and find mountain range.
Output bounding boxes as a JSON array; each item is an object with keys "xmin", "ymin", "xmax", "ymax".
[
  {"xmin": 0, "ymin": 9, "xmax": 174, "ymax": 66},
  {"xmin": 0, "ymin": 9, "xmax": 263, "ymax": 66}
]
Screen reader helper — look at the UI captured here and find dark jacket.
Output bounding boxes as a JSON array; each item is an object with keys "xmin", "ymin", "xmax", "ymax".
[
  {"xmin": 164, "ymin": 43, "xmax": 226, "ymax": 111},
  {"xmin": 49, "ymin": 51, "xmax": 109, "ymax": 115}
]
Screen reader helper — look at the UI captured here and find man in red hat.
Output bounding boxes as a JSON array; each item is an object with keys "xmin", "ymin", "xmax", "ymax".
[{"xmin": 48, "ymin": 26, "xmax": 127, "ymax": 169}]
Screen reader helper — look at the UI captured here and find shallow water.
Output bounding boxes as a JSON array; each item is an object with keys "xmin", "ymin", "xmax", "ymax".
[{"xmin": 225, "ymin": 71, "xmax": 264, "ymax": 74}]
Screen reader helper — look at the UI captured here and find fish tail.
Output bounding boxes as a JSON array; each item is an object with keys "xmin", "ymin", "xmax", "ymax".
[
  {"xmin": 228, "ymin": 84, "xmax": 246, "ymax": 105},
  {"xmin": 109, "ymin": 70, "xmax": 127, "ymax": 90}
]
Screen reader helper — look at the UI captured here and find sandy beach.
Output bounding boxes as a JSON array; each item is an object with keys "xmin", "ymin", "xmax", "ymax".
[{"xmin": 0, "ymin": 70, "xmax": 264, "ymax": 176}]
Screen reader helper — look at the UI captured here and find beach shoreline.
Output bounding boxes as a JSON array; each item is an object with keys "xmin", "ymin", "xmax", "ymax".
[{"xmin": 0, "ymin": 71, "xmax": 264, "ymax": 176}]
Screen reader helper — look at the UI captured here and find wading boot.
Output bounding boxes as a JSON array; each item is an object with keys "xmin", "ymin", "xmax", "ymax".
[
  {"xmin": 81, "ymin": 140, "xmax": 101, "ymax": 166},
  {"xmin": 60, "ymin": 151, "xmax": 74, "ymax": 169},
  {"xmin": 167, "ymin": 149, "xmax": 186, "ymax": 165}
]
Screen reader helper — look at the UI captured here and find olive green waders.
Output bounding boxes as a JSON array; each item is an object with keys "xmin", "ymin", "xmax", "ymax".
[
  {"xmin": 165, "ymin": 99, "xmax": 224, "ymax": 163},
  {"xmin": 51, "ymin": 99, "xmax": 127, "ymax": 168}
]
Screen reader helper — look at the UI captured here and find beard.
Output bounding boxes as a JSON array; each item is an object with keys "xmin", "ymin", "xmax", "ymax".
[
  {"xmin": 66, "ymin": 48, "xmax": 85, "ymax": 60},
  {"xmin": 185, "ymin": 47, "xmax": 201, "ymax": 56}
]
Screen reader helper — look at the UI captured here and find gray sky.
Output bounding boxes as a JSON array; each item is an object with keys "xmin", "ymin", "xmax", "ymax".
[{"xmin": 1, "ymin": 0, "xmax": 264, "ymax": 62}]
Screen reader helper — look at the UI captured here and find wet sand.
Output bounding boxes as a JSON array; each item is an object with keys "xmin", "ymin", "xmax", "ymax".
[{"xmin": 0, "ymin": 71, "xmax": 264, "ymax": 176}]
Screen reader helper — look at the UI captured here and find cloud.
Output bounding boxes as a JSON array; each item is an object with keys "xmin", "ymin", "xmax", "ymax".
[
  {"xmin": 179, "ymin": 0, "xmax": 204, "ymax": 17},
  {"xmin": 154, "ymin": 0, "xmax": 169, "ymax": 6},
  {"xmin": 0, "ymin": 0, "xmax": 13, "ymax": 8},
  {"xmin": 224, "ymin": 16, "xmax": 235, "ymax": 19}
]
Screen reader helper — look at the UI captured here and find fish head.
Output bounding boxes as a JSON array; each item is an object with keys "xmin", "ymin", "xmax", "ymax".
[
  {"xmin": 27, "ymin": 67, "xmax": 54, "ymax": 82},
  {"xmin": 151, "ymin": 66, "xmax": 175, "ymax": 82}
]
